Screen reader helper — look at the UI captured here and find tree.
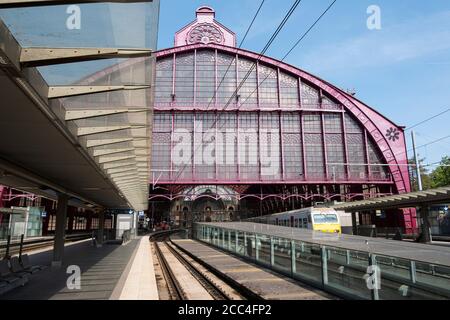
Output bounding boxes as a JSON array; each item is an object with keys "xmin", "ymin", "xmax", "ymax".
[
  {"xmin": 430, "ymin": 156, "xmax": 450, "ymax": 188},
  {"xmin": 408, "ymin": 157, "xmax": 432, "ymax": 191}
]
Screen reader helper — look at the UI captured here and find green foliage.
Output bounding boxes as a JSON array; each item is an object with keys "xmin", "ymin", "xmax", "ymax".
[
  {"xmin": 430, "ymin": 156, "xmax": 450, "ymax": 188},
  {"xmin": 408, "ymin": 157, "xmax": 432, "ymax": 191},
  {"xmin": 409, "ymin": 156, "xmax": 450, "ymax": 191}
]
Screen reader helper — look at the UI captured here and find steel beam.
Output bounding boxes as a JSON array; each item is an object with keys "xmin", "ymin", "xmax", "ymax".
[
  {"xmin": 85, "ymin": 138, "xmax": 134, "ymax": 148},
  {"xmin": 92, "ymin": 148, "xmax": 135, "ymax": 157},
  {"xmin": 111, "ymin": 175, "xmax": 142, "ymax": 183},
  {"xmin": 109, "ymin": 172, "xmax": 139, "ymax": 179},
  {"xmin": 106, "ymin": 167, "xmax": 136, "ymax": 174},
  {"xmin": 113, "ymin": 178, "xmax": 141, "ymax": 183},
  {"xmin": 135, "ymin": 149, "xmax": 150, "ymax": 156},
  {"xmin": 132, "ymin": 139, "xmax": 148, "ymax": 148},
  {"xmin": 20, "ymin": 47, "xmax": 152, "ymax": 67},
  {"xmin": 77, "ymin": 125, "xmax": 131, "ymax": 136},
  {"xmin": 116, "ymin": 182, "xmax": 143, "ymax": 188},
  {"xmin": 97, "ymin": 155, "xmax": 136, "ymax": 164},
  {"xmin": 47, "ymin": 85, "xmax": 150, "ymax": 99},
  {"xmin": 65, "ymin": 108, "xmax": 147, "ymax": 120},
  {"xmin": 102, "ymin": 162, "xmax": 136, "ymax": 170},
  {"xmin": 114, "ymin": 179, "xmax": 145, "ymax": 185}
]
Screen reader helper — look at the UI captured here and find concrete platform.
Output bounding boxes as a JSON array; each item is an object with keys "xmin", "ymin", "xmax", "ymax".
[
  {"xmin": 115, "ymin": 237, "xmax": 159, "ymax": 300},
  {"xmin": 172, "ymin": 239, "xmax": 333, "ymax": 300},
  {"xmin": 1, "ymin": 238, "xmax": 140, "ymax": 300}
]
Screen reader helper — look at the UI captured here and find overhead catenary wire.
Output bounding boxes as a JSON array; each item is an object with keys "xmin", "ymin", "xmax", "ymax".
[
  {"xmin": 241, "ymin": 0, "xmax": 449, "ymax": 174},
  {"xmin": 405, "ymin": 107, "xmax": 450, "ymax": 131},
  {"xmin": 392, "ymin": 134, "xmax": 450, "ymax": 158},
  {"xmin": 246, "ymin": 0, "xmax": 447, "ymax": 173},
  {"xmin": 408, "ymin": 134, "xmax": 450, "ymax": 153},
  {"xmin": 172, "ymin": 0, "xmax": 274, "ymax": 182},
  {"xmin": 241, "ymin": 0, "xmax": 338, "ymax": 106},
  {"xmin": 177, "ymin": 0, "xmax": 268, "ymax": 150},
  {"xmin": 206, "ymin": 0, "xmax": 336, "ymax": 141},
  {"xmin": 217, "ymin": 0, "xmax": 304, "ymax": 112},
  {"xmin": 282, "ymin": 0, "xmax": 338, "ymax": 60},
  {"xmin": 416, "ymin": 131, "xmax": 450, "ymax": 150},
  {"xmin": 204, "ymin": 0, "xmax": 267, "ymax": 111},
  {"xmin": 172, "ymin": 0, "xmax": 304, "ymax": 182}
]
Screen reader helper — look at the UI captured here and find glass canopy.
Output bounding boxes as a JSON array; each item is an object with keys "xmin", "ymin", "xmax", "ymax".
[{"xmin": 0, "ymin": 0, "xmax": 160, "ymax": 211}]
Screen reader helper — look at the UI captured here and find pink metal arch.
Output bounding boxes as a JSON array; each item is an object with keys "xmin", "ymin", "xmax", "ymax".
[
  {"xmin": 154, "ymin": 43, "xmax": 411, "ymax": 196},
  {"xmin": 149, "ymin": 192, "xmax": 394, "ymax": 202}
]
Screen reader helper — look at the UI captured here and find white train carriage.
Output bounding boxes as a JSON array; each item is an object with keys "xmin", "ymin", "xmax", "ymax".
[{"xmin": 248, "ymin": 207, "xmax": 344, "ymax": 234}]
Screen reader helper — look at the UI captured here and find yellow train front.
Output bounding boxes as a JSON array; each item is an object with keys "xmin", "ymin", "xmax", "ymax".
[{"xmin": 310, "ymin": 209, "xmax": 342, "ymax": 234}]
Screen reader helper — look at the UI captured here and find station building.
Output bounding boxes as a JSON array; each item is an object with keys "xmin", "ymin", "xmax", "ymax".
[
  {"xmin": 148, "ymin": 7, "xmax": 416, "ymax": 233},
  {"xmin": 0, "ymin": 6, "xmax": 417, "ymax": 236}
]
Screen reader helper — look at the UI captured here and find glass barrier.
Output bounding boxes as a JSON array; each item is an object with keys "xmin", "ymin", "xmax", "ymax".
[
  {"xmin": 194, "ymin": 223, "xmax": 450, "ymax": 300},
  {"xmin": 415, "ymin": 262, "xmax": 450, "ymax": 295},
  {"xmin": 236, "ymin": 231, "xmax": 245, "ymax": 256},
  {"xmin": 217, "ymin": 228, "xmax": 225, "ymax": 249},
  {"xmin": 244, "ymin": 233, "xmax": 256, "ymax": 259},
  {"xmin": 229, "ymin": 229, "xmax": 236, "ymax": 252},
  {"xmin": 273, "ymin": 236, "xmax": 291, "ymax": 273},
  {"xmin": 256, "ymin": 234, "xmax": 271, "ymax": 266},
  {"xmin": 326, "ymin": 246, "xmax": 372, "ymax": 299},
  {"xmin": 293, "ymin": 241, "xmax": 323, "ymax": 285}
]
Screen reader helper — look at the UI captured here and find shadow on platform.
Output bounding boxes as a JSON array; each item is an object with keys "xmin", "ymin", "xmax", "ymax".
[{"xmin": 1, "ymin": 239, "xmax": 139, "ymax": 300}]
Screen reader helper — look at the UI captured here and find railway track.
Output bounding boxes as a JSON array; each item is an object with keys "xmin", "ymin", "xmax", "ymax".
[
  {"xmin": 150, "ymin": 231, "xmax": 244, "ymax": 300},
  {"xmin": 152, "ymin": 240, "xmax": 186, "ymax": 300}
]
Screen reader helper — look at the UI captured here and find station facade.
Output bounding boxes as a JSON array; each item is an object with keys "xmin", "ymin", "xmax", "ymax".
[
  {"xmin": 0, "ymin": 6, "xmax": 417, "ymax": 235},
  {"xmin": 150, "ymin": 7, "xmax": 416, "ymax": 233}
]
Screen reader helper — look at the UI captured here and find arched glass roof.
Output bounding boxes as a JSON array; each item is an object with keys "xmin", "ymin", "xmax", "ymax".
[
  {"xmin": 181, "ymin": 185, "xmax": 238, "ymax": 201},
  {"xmin": 0, "ymin": 1, "xmax": 160, "ymax": 211}
]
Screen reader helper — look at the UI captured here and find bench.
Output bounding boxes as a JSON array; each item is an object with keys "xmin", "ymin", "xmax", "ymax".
[{"xmin": 0, "ymin": 259, "xmax": 28, "ymax": 295}]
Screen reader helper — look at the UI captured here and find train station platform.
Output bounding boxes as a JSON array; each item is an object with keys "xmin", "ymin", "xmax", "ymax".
[
  {"xmin": 194, "ymin": 222, "xmax": 450, "ymax": 300},
  {"xmin": 172, "ymin": 239, "xmax": 333, "ymax": 300},
  {"xmin": 0, "ymin": 237, "xmax": 158, "ymax": 300}
]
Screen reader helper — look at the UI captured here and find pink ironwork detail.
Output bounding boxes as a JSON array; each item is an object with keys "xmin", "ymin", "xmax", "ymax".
[
  {"xmin": 188, "ymin": 23, "xmax": 224, "ymax": 45},
  {"xmin": 174, "ymin": 6, "xmax": 236, "ymax": 47},
  {"xmin": 148, "ymin": 192, "xmax": 394, "ymax": 202},
  {"xmin": 154, "ymin": 43, "xmax": 411, "ymax": 196}
]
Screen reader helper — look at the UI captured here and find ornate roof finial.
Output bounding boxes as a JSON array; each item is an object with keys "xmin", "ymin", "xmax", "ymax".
[
  {"xmin": 196, "ymin": 6, "xmax": 215, "ymax": 19},
  {"xmin": 174, "ymin": 6, "xmax": 236, "ymax": 47}
]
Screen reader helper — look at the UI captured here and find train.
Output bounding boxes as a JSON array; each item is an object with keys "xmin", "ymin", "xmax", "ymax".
[{"xmin": 247, "ymin": 207, "xmax": 352, "ymax": 234}]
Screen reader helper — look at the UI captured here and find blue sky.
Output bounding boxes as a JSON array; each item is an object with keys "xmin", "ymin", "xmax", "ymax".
[
  {"xmin": 0, "ymin": 1, "xmax": 448, "ymax": 168},
  {"xmin": 158, "ymin": 0, "xmax": 450, "ymax": 168}
]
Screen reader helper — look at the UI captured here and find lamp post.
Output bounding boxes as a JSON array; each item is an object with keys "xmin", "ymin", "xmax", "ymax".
[{"xmin": 411, "ymin": 131, "xmax": 423, "ymax": 191}]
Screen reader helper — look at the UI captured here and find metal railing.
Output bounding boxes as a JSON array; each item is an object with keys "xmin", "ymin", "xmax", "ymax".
[
  {"xmin": 194, "ymin": 223, "xmax": 450, "ymax": 300},
  {"xmin": 1, "ymin": 233, "xmax": 91, "ymax": 259}
]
